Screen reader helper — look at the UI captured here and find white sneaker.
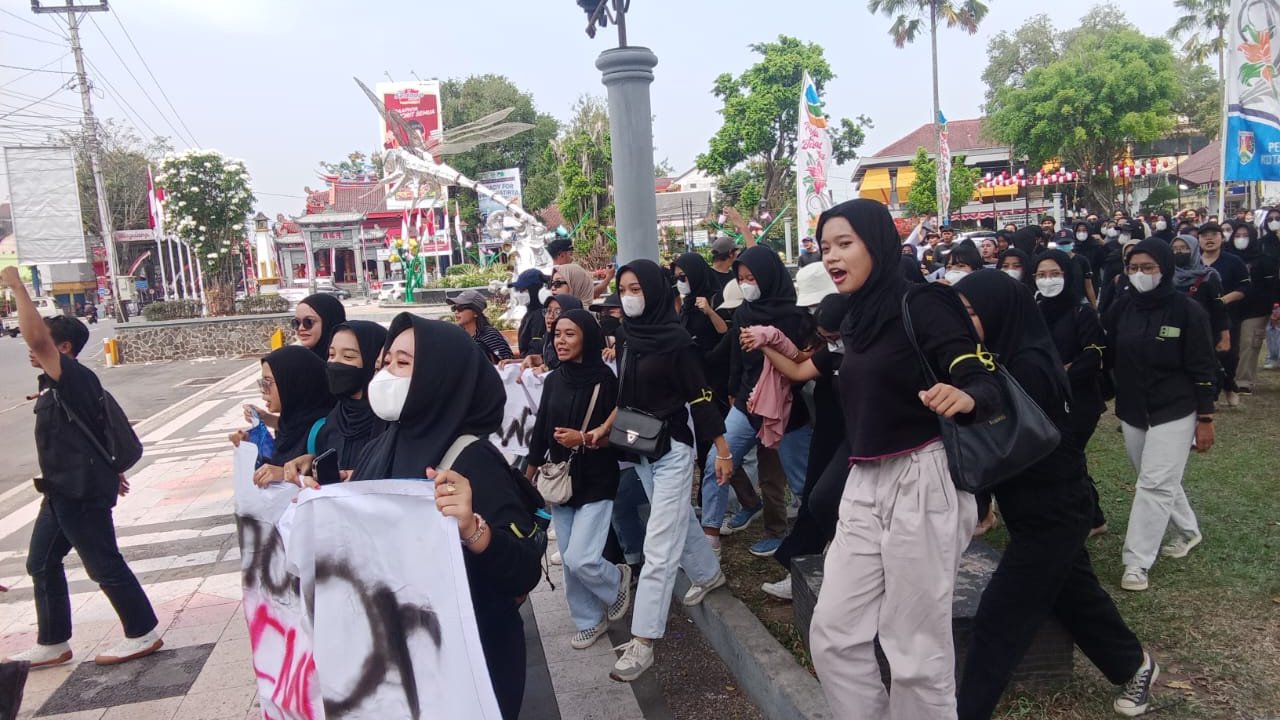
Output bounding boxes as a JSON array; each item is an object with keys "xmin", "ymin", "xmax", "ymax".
[
  {"xmin": 1225, "ymin": 391, "xmax": 1240, "ymax": 407},
  {"xmin": 5, "ymin": 642, "xmax": 72, "ymax": 669},
  {"xmin": 1120, "ymin": 567, "xmax": 1149, "ymax": 592},
  {"xmin": 762, "ymin": 575, "xmax": 792, "ymax": 601},
  {"xmin": 1161, "ymin": 531, "xmax": 1202, "ymax": 559},
  {"xmin": 682, "ymin": 570, "xmax": 726, "ymax": 606},
  {"xmin": 95, "ymin": 630, "xmax": 163, "ymax": 665},
  {"xmin": 609, "ymin": 638, "xmax": 654, "ymax": 682},
  {"xmin": 1114, "ymin": 651, "xmax": 1159, "ymax": 716},
  {"xmin": 549, "ymin": 550, "xmax": 562, "ymax": 566},
  {"xmin": 570, "ymin": 619, "xmax": 609, "ymax": 650}
]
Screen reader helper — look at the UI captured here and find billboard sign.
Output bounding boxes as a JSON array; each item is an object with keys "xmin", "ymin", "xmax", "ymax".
[
  {"xmin": 476, "ymin": 168, "xmax": 522, "ymax": 247},
  {"xmin": 376, "ymin": 81, "xmax": 442, "ymax": 151},
  {"xmin": 4, "ymin": 146, "xmax": 87, "ymax": 264}
]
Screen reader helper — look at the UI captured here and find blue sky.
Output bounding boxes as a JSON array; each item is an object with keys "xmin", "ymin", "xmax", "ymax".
[{"xmin": 2, "ymin": 0, "xmax": 1183, "ymax": 218}]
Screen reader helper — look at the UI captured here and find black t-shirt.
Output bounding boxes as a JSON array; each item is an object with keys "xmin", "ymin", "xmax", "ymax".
[
  {"xmin": 1069, "ymin": 254, "xmax": 1093, "ymax": 300},
  {"xmin": 798, "ymin": 250, "xmax": 823, "ymax": 268},
  {"xmin": 34, "ymin": 354, "xmax": 119, "ymax": 504}
]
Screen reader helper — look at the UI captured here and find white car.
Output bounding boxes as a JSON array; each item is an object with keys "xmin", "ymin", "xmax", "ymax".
[
  {"xmin": 33, "ymin": 296, "xmax": 61, "ymax": 319},
  {"xmin": 277, "ymin": 287, "xmax": 308, "ymax": 306},
  {"xmin": 378, "ymin": 280, "xmax": 406, "ymax": 302}
]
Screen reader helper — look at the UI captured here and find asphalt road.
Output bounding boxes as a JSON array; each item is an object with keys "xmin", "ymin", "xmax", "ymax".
[{"xmin": 0, "ymin": 318, "xmax": 250, "ymax": 498}]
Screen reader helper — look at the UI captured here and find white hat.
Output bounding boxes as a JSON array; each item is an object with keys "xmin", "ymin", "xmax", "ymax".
[
  {"xmin": 718, "ymin": 279, "xmax": 744, "ymax": 310},
  {"xmin": 794, "ymin": 262, "xmax": 838, "ymax": 307}
]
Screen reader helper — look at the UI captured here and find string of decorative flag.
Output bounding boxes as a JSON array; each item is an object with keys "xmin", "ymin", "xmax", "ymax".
[{"xmin": 976, "ymin": 158, "xmax": 1176, "ymax": 190}]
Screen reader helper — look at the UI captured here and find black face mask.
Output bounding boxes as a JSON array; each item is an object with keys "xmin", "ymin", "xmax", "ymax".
[
  {"xmin": 326, "ymin": 361, "xmax": 366, "ymax": 397},
  {"xmin": 599, "ymin": 315, "xmax": 622, "ymax": 337},
  {"xmin": 1173, "ymin": 252, "xmax": 1192, "ymax": 268}
]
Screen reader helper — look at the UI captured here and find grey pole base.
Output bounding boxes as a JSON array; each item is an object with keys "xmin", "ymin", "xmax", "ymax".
[{"xmin": 597, "ymin": 46, "xmax": 660, "ymax": 266}]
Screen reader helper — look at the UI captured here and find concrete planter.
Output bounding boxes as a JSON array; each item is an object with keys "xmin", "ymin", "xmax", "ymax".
[{"xmin": 114, "ymin": 314, "xmax": 293, "ymax": 364}]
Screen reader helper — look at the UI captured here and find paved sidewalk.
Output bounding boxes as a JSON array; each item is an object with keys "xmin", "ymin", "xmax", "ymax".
[{"xmin": 0, "ymin": 365, "xmax": 681, "ymax": 719}]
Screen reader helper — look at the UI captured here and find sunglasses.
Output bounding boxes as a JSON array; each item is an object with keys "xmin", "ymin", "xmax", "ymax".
[
  {"xmin": 291, "ymin": 317, "xmax": 317, "ymax": 331},
  {"xmin": 551, "ymin": 280, "xmax": 568, "ymax": 289}
]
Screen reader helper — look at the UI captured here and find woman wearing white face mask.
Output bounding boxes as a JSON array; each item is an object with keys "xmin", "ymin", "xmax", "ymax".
[
  {"xmin": 1034, "ymin": 251, "xmax": 1109, "ymax": 535},
  {"xmin": 1229, "ymin": 217, "xmax": 1280, "ymax": 394},
  {"xmin": 509, "ymin": 269, "xmax": 548, "ymax": 359},
  {"xmin": 352, "ymin": 314, "xmax": 546, "ymax": 720},
  {"xmin": 1102, "ymin": 239, "xmax": 1217, "ymax": 593},
  {"xmin": 940, "ymin": 240, "xmax": 982, "ymax": 286}
]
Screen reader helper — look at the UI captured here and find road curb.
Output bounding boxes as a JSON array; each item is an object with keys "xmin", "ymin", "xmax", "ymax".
[
  {"xmin": 674, "ymin": 573, "xmax": 832, "ymax": 720},
  {"xmin": 129, "ymin": 361, "xmax": 259, "ymax": 438}
]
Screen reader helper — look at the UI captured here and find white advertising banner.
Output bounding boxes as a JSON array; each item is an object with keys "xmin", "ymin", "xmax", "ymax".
[
  {"xmin": 232, "ymin": 442, "xmax": 502, "ymax": 719},
  {"xmin": 493, "ymin": 365, "xmax": 543, "ymax": 458},
  {"xmin": 4, "ymin": 146, "xmax": 87, "ymax": 264},
  {"xmin": 476, "ymin": 169, "xmax": 523, "ymax": 248}
]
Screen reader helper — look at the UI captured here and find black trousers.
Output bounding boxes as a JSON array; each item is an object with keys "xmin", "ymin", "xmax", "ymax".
[
  {"xmin": 1073, "ymin": 411, "xmax": 1106, "ymax": 529},
  {"xmin": 1218, "ymin": 321, "xmax": 1242, "ymax": 394},
  {"xmin": 957, "ymin": 478, "xmax": 1144, "ymax": 720},
  {"xmin": 27, "ymin": 494, "xmax": 157, "ymax": 645},
  {"xmin": 774, "ymin": 441, "xmax": 847, "ymax": 571},
  {"xmin": 477, "ymin": 600, "xmax": 526, "ymax": 720}
]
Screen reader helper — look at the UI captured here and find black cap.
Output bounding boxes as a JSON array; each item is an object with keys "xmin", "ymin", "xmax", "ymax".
[
  {"xmin": 589, "ymin": 292, "xmax": 622, "ymax": 312},
  {"xmin": 546, "ymin": 238, "xmax": 573, "ymax": 257},
  {"xmin": 508, "ymin": 268, "xmax": 546, "ymax": 290},
  {"xmin": 1199, "ymin": 222, "xmax": 1221, "ymax": 235}
]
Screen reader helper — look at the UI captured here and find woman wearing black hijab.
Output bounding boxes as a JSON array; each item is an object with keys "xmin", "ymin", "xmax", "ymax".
[
  {"xmin": 808, "ymin": 199, "xmax": 1002, "ymax": 720},
  {"xmin": 352, "ymin": 314, "xmax": 544, "ymax": 720},
  {"xmin": 997, "ymin": 247, "xmax": 1035, "ymax": 288},
  {"xmin": 294, "ymin": 293, "xmax": 346, "ymax": 360},
  {"xmin": 1103, "ymin": 239, "xmax": 1215, "ymax": 595},
  {"xmin": 526, "ymin": 310, "xmax": 628, "ymax": 650},
  {"xmin": 235, "ymin": 346, "xmax": 332, "ymax": 485},
  {"xmin": 1032, "ymin": 251, "xmax": 1108, "ymax": 533},
  {"xmin": 952, "ymin": 269, "xmax": 1157, "ymax": 719},
  {"xmin": 1228, "ymin": 219, "xmax": 1280, "ymax": 393},
  {"xmin": 585, "ymin": 259, "xmax": 732, "ymax": 684},
  {"xmin": 705, "ymin": 245, "xmax": 814, "ymax": 558},
  {"xmin": 529, "ymin": 294, "xmax": 584, "ymax": 371},
  {"xmin": 674, "ymin": 252, "xmax": 731, "ymax": 453},
  {"xmin": 898, "ymin": 254, "xmax": 927, "ymax": 284}
]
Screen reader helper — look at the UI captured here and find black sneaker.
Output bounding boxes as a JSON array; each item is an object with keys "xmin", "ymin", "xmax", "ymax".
[{"xmin": 1114, "ymin": 651, "xmax": 1159, "ymax": 717}]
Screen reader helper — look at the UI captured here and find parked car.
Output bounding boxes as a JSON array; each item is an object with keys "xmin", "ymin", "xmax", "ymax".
[
  {"xmin": 313, "ymin": 280, "xmax": 350, "ymax": 300},
  {"xmin": 378, "ymin": 280, "xmax": 406, "ymax": 302},
  {"xmin": 33, "ymin": 297, "xmax": 62, "ymax": 319},
  {"xmin": 0, "ymin": 318, "xmax": 18, "ymax": 338},
  {"xmin": 278, "ymin": 287, "xmax": 309, "ymax": 306}
]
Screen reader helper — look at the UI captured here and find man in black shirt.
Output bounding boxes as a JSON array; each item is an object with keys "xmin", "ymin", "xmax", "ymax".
[
  {"xmin": 1201, "ymin": 224, "xmax": 1251, "ymax": 406},
  {"xmin": 0, "ymin": 267, "xmax": 161, "ymax": 669},
  {"xmin": 797, "ymin": 236, "xmax": 822, "ymax": 267},
  {"xmin": 709, "ymin": 236, "xmax": 739, "ymax": 291}
]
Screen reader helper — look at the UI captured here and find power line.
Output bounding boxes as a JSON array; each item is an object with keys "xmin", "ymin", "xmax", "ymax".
[
  {"xmin": 0, "ymin": 87, "xmax": 82, "ymax": 113},
  {"xmin": 82, "ymin": 56, "xmax": 163, "ymax": 140},
  {"xmin": 109, "ymin": 7, "xmax": 199, "ymax": 147},
  {"xmin": 0, "ymin": 63, "xmax": 74, "ymax": 74},
  {"xmin": 0, "ymin": 54, "xmax": 71, "ymax": 90},
  {"xmin": 0, "ymin": 29, "xmax": 65, "ymax": 47},
  {"xmin": 86, "ymin": 14, "xmax": 193, "ymax": 147},
  {"xmin": 0, "ymin": 8, "xmax": 67, "ymax": 39}
]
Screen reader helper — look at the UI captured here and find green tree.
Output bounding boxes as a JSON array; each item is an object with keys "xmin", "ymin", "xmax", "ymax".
[
  {"xmin": 904, "ymin": 147, "xmax": 981, "ymax": 216},
  {"xmin": 439, "ymin": 74, "xmax": 560, "ymax": 229},
  {"xmin": 980, "ymin": 14, "xmax": 1058, "ymax": 110},
  {"xmin": 319, "ymin": 150, "xmax": 379, "ymax": 179},
  {"xmin": 555, "ymin": 95, "xmax": 613, "ymax": 238},
  {"xmin": 1174, "ymin": 60, "xmax": 1222, "ymax": 139},
  {"xmin": 986, "ymin": 27, "xmax": 1179, "ymax": 212},
  {"xmin": 868, "ymin": 0, "xmax": 987, "ymax": 215},
  {"xmin": 62, "ymin": 119, "xmax": 172, "ymax": 239},
  {"xmin": 155, "ymin": 150, "xmax": 255, "ymax": 286},
  {"xmin": 1167, "ymin": 0, "xmax": 1229, "ymax": 86},
  {"xmin": 696, "ymin": 36, "xmax": 871, "ymax": 212}
]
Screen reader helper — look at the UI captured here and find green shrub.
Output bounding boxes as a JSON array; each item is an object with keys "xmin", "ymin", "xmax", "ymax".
[
  {"xmin": 142, "ymin": 300, "xmax": 202, "ymax": 322},
  {"xmin": 235, "ymin": 295, "xmax": 291, "ymax": 315},
  {"xmin": 446, "ymin": 263, "xmax": 478, "ymax": 277}
]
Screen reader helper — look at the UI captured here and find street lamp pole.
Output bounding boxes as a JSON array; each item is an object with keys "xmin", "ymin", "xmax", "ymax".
[{"xmin": 581, "ymin": 0, "xmax": 660, "ymax": 265}]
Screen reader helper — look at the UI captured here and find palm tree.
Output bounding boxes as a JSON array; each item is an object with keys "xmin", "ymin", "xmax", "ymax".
[
  {"xmin": 1168, "ymin": 0, "xmax": 1229, "ymax": 86},
  {"xmin": 867, "ymin": 0, "xmax": 988, "ymax": 216}
]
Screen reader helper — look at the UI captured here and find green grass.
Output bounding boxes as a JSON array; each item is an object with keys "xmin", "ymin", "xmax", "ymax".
[{"xmin": 722, "ymin": 372, "xmax": 1280, "ymax": 719}]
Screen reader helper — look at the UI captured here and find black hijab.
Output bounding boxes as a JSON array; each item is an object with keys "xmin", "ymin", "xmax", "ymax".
[
  {"xmin": 998, "ymin": 248, "xmax": 1036, "ymax": 289},
  {"xmin": 328, "ymin": 321, "xmax": 388, "ymax": 468},
  {"xmin": 1010, "ymin": 226, "xmax": 1040, "ymax": 256},
  {"xmin": 947, "ymin": 240, "xmax": 983, "ymax": 271},
  {"xmin": 732, "ymin": 245, "xmax": 801, "ymax": 327},
  {"xmin": 351, "ymin": 315, "xmax": 505, "ymax": 480},
  {"xmin": 817, "ymin": 199, "xmax": 909, "ymax": 353},
  {"xmin": 1128, "ymin": 238, "xmax": 1177, "ymax": 309},
  {"xmin": 554, "ymin": 310, "xmax": 615, "ymax": 389},
  {"xmin": 815, "ymin": 293, "xmax": 851, "ymax": 334},
  {"xmin": 298, "ymin": 293, "xmax": 347, "ymax": 360},
  {"xmin": 542, "ymin": 294, "xmax": 584, "ymax": 369},
  {"xmin": 899, "ymin": 254, "xmax": 927, "ymax": 284},
  {"xmin": 674, "ymin": 252, "xmax": 719, "ymax": 320},
  {"xmin": 615, "ymin": 259, "xmax": 693, "ymax": 355},
  {"xmin": 1032, "ymin": 250, "xmax": 1079, "ymax": 323},
  {"xmin": 262, "ymin": 346, "xmax": 333, "ymax": 466}
]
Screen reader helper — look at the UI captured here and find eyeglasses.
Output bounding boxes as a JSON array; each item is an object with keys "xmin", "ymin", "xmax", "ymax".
[
  {"xmin": 546, "ymin": 307, "xmax": 562, "ymax": 319},
  {"xmin": 257, "ymin": 377, "xmax": 275, "ymax": 392},
  {"xmin": 290, "ymin": 317, "xmax": 317, "ymax": 331},
  {"xmin": 673, "ymin": 273, "xmax": 688, "ymax": 282},
  {"xmin": 1126, "ymin": 263, "xmax": 1160, "ymax": 275},
  {"xmin": 551, "ymin": 280, "xmax": 568, "ymax": 289}
]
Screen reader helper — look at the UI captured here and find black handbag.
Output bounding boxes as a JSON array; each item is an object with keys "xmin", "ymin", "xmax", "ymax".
[
  {"xmin": 608, "ymin": 346, "xmax": 671, "ymax": 460},
  {"xmin": 900, "ymin": 289, "xmax": 1061, "ymax": 494}
]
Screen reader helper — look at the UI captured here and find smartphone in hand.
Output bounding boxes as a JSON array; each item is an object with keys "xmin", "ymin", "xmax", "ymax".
[{"xmin": 313, "ymin": 448, "xmax": 341, "ymax": 486}]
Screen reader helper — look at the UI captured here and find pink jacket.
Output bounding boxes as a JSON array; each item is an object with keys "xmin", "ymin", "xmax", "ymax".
[{"xmin": 746, "ymin": 325, "xmax": 799, "ymax": 448}]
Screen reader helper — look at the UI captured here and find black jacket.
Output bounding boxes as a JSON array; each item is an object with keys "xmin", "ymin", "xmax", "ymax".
[
  {"xmin": 527, "ymin": 370, "xmax": 620, "ymax": 508},
  {"xmin": 1044, "ymin": 302, "xmax": 1107, "ymax": 422}
]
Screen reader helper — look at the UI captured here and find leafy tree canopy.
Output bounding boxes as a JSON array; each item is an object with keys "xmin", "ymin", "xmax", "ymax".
[
  {"xmin": 61, "ymin": 120, "xmax": 172, "ymax": 239},
  {"xmin": 555, "ymin": 96, "xmax": 613, "ymax": 241},
  {"xmin": 155, "ymin": 150, "xmax": 255, "ymax": 280},
  {"xmin": 904, "ymin": 147, "xmax": 982, "ymax": 217}
]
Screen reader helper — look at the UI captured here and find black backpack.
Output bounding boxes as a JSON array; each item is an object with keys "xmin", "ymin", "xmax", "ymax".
[{"xmin": 54, "ymin": 388, "xmax": 144, "ymax": 474}]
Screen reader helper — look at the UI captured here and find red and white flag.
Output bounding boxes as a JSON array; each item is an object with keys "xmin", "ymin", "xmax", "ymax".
[{"xmin": 147, "ymin": 165, "xmax": 165, "ymax": 234}]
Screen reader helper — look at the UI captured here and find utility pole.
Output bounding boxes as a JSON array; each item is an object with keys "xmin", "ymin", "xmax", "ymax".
[{"xmin": 31, "ymin": 1, "xmax": 125, "ymax": 322}]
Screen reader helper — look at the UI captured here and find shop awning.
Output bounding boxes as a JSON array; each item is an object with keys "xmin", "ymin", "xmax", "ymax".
[{"xmin": 857, "ymin": 166, "xmax": 917, "ymax": 204}]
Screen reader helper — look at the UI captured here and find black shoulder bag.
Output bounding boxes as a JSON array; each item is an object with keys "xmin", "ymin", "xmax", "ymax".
[
  {"xmin": 608, "ymin": 345, "xmax": 671, "ymax": 460},
  {"xmin": 900, "ymin": 289, "xmax": 1060, "ymax": 494},
  {"xmin": 53, "ymin": 388, "xmax": 144, "ymax": 475}
]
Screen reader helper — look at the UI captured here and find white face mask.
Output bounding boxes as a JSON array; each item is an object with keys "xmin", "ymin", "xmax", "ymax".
[
  {"xmin": 826, "ymin": 339, "xmax": 844, "ymax": 354},
  {"xmin": 367, "ymin": 368, "xmax": 412, "ymax": 422},
  {"xmin": 1105, "ymin": 228, "xmax": 1119, "ymax": 238},
  {"xmin": 1118, "ymin": 233, "xmax": 1132, "ymax": 243},
  {"xmin": 1002, "ymin": 268, "xmax": 1024, "ymax": 282},
  {"xmin": 1076, "ymin": 231, "xmax": 1088, "ymax": 242},
  {"xmin": 621, "ymin": 294, "xmax": 645, "ymax": 318},
  {"xmin": 1234, "ymin": 235, "xmax": 1250, "ymax": 250},
  {"xmin": 676, "ymin": 280, "xmax": 692, "ymax": 296},
  {"xmin": 1155, "ymin": 220, "xmax": 1168, "ymax": 231},
  {"xmin": 943, "ymin": 269, "xmax": 969, "ymax": 286},
  {"xmin": 739, "ymin": 282, "xmax": 762, "ymax": 302},
  {"xmin": 1269, "ymin": 220, "xmax": 1280, "ymax": 232},
  {"xmin": 537, "ymin": 287, "xmax": 553, "ymax": 304},
  {"xmin": 1128, "ymin": 271, "xmax": 1161, "ymax": 293},
  {"xmin": 1036, "ymin": 277, "xmax": 1065, "ymax": 298},
  {"xmin": 512, "ymin": 290, "xmax": 530, "ymax": 306}
]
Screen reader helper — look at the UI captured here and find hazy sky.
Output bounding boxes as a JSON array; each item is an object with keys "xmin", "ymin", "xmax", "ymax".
[{"xmin": 1, "ymin": 0, "xmax": 1184, "ymax": 218}]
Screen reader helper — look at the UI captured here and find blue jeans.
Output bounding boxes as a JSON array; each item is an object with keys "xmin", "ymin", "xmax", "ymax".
[
  {"xmin": 550, "ymin": 500, "xmax": 622, "ymax": 631},
  {"xmin": 700, "ymin": 407, "xmax": 813, "ymax": 530},
  {"xmin": 27, "ymin": 495, "xmax": 157, "ymax": 645},
  {"xmin": 611, "ymin": 467, "xmax": 648, "ymax": 565},
  {"xmin": 632, "ymin": 442, "xmax": 720, "ymax": 640}
]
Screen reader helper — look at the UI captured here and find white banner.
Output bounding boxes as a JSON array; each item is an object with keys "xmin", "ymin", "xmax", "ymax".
[
  {"xmin": 795, "ymin": 72, "xmax": 832, "ymax": 239},
  {"xmin": 4, "ymin": 146, "xmax": 87, "ymax": 264},
  {"xmin": 233, "ymin": 442, "xmax": 502, "ymax": 720},
  {"xmin": 493, "ymin": 365, "xmax": 544, "ymax": 458}
]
